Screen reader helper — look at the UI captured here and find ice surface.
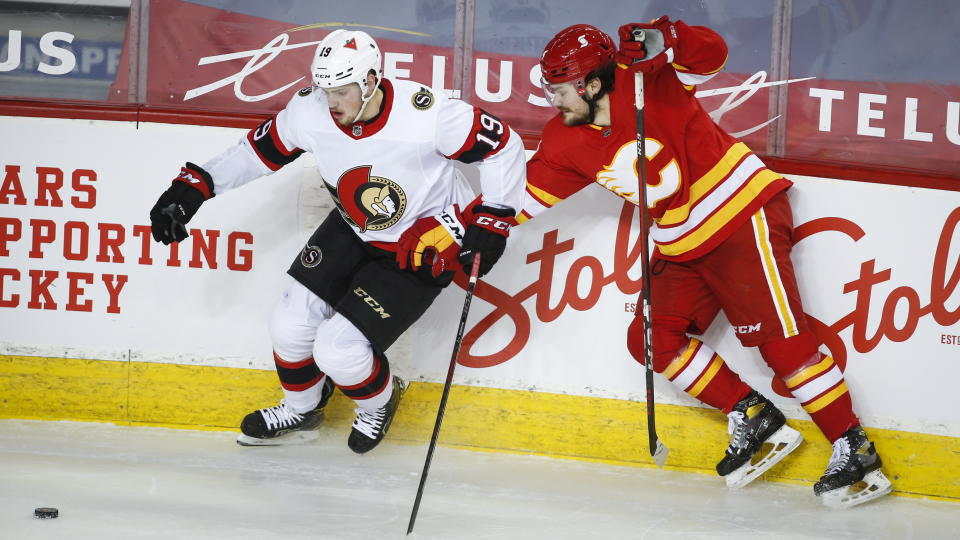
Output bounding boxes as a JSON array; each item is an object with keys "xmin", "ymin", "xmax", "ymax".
[{"xmin": 0, "ymin": 420, "xmax": 955, "ymax": 540}]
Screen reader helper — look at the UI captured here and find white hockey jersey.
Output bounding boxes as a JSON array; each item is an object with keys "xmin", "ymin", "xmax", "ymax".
[{"xmin": 201, "ymin": 78, "xmax": 527, "ymax": 248}]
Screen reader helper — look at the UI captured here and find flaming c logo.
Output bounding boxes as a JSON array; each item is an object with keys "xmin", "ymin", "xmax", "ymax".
[{"xmin": 328, "ymin": 165, "xmax": 406, "ymax": 232}]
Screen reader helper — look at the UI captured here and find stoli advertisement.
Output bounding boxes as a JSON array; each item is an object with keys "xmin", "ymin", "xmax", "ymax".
[{"xmin": 404, "ymin": 171, "xmax": 960, "ymax": 437}]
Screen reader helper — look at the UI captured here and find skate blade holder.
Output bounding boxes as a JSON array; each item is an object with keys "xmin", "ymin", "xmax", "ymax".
[
  {"xmin": 820, "ymin": 469, "xmax": 893, "ymax": 509},
  {"xmin": 726, "ymin": 425, "xmax": 803, "ymax": 489},
  {"xmin": 236, "ymin": 429, "xmax": 320, "ymax": 446}
]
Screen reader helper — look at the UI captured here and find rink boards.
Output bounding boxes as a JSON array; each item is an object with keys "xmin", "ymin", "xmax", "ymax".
[{"xmin": 0, "ymin": 116, "xmax": 958, "ymax": 501}]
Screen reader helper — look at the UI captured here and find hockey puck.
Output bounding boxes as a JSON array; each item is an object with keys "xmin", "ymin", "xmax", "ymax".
[{"xmin": 34, "ymin": 507, "xmax": 58, "ymax": 519}]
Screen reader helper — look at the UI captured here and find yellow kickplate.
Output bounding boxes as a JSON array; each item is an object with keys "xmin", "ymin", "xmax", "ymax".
[{"xmin": 1, "ymin": 354, "xmax": 957, "ymax": 501}]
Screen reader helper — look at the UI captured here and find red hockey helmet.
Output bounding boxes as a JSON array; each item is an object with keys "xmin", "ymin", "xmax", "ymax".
[{"xmin": 540, "ymin": 24, "xmax": 615, "ymax": 97}]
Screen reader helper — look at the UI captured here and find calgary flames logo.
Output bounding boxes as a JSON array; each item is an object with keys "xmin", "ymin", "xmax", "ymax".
[
  {"xmin": 328, "ymin": 165, "xmax": 406, "ymax": 232},
  {"xmin": 596, "ymin": 141, "xmax": 681, "ymax": 208}
]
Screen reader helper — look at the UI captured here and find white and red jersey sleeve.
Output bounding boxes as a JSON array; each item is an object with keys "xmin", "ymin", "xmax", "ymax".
[
  {"xmin": 434, "ymin": 98, "xmax": 526, "ymax": 212},
  {"xmin": 202, "ymin": 91, "xmax": 307, "ymax": 194}
]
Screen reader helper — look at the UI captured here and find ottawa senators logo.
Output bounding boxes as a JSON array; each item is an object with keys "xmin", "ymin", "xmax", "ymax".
[{"xmin": 328, "ymin": 165, "xmax": 406, "ymax": 232}]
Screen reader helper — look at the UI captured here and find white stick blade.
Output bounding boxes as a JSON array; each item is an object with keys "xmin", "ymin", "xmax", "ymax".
[{"xmin": 652, "ymin": 440, "xmax": 669, "ymax": 469}]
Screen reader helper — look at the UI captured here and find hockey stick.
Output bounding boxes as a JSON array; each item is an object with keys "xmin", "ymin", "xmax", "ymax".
[
  {"xmin": 633, "ymin": 29, "xmax": 669, "ymax": 469},
  {"xmin": 406, "ymin": 252, "xmax": 481, "ymax": 535}
]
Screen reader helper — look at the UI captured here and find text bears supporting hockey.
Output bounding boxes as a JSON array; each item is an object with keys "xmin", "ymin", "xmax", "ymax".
[{"xmin": 0, "ymin": 164, "xmax": 256, "ymax": 313}]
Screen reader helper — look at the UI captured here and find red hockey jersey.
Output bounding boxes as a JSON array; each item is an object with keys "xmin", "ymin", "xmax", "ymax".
[{"xmin": 521, "ymin": 21, "xmax": 792, "ymax": 261}]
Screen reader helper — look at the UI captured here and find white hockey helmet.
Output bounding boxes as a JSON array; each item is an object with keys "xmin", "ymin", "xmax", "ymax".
[{"xmin": 311, "ymin": 29, "xmax": 383, "ymax": 121}]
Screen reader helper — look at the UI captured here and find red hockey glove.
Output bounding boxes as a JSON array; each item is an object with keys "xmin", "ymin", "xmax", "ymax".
[
  {"xmin": 617, "ymin": 16, "xmax": 679, "ymax": 74},
  {"xmin": 149, "ymin": 162, "xmax": 215, "ymax": 245},
  {"xmin": 457, "ymin": 204, "xmax": 515, "ymax": 278},
  {"xmin": 396, "ymin": 204, "xmax": 468, "ymax": 278}
]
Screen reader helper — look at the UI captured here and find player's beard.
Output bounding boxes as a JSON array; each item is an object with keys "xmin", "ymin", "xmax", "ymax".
[
  {"xmin": 560, "ymin": 106, "xmax": 591, "ymax": 126},
  {"xmin": 559, "ymin": 97, "xmax": 593, "ymax": 127}
]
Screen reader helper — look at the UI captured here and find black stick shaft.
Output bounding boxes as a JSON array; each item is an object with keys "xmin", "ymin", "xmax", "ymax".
[
  {"xmin": 634, "ymin": 66, "xmax": 663, "ymax": 462},
  {"xmin": 406, "ymin": 253, "xmax": 481, "ymax": 535}
]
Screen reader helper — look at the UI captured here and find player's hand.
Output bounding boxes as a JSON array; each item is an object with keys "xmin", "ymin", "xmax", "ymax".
[
  {"xmin": 617, "ymin": 16, "xmax": 678, "ymax": 74},
  {"xmin": 458, "ymin": 204, "xmax": 515, "ymax": 278},
  {"xmin": 149, "ymin": 162, "xmax": 214, "ymax": 245},
  {"xmin": 396, "ymin": 204, "xmax": 467, "ymax": 278}
]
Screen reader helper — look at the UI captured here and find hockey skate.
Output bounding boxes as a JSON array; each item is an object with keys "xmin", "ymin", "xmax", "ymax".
[
  {"xmin": 814, "ymin": 426, "xmax": 892, "ymax": 509},
  {"xmin": 348, "ymin": 376, "xmax": 405, "ymax": 454},
  {"xmin": 236, "ymin": 377, "xmax": 335, "ymax": 446},
  {"xmin": 716, "ymin": 391, "xmax": 803, "ymax": 489}
]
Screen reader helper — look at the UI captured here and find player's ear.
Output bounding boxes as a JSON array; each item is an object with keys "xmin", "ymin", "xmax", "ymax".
[
  {"xmin": 585, "ymin": 76, "xmax": 603, "ymax": 98},
  {"xmin": 364, "ymin": 70, "xmax": 378, "ymax": 97}
]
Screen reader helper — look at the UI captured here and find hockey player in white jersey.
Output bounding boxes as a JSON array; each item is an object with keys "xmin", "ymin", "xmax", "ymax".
[{"xmin": 148, "ymin": 29, "xmax": 526, "ymax": 453}]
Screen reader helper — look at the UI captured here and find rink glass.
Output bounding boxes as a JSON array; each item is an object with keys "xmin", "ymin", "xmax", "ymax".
[{"xmin": 1, "ymin": 0, "xmax": 957, "ymax": 176}]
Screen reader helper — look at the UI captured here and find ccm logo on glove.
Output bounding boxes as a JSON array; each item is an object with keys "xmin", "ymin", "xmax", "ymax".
[
  {"xmin": 476, "ymin": 215, "xmax": 512, "ymax": 231},
  {"xmin": 439, "ymin": 209, "xmax": 466, "ymax": 240},
  {"xmin": 458, "ymin": 204, "xmax": 516, "ymax": 277}
]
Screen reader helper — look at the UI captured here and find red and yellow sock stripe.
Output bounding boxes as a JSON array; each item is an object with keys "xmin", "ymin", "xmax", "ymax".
[
  {"xmin": 785, "ymin": 355, "xmax": 848, "ymax": 414},
  {"xmin": 663, "ymin": 338, "xmax": 723, "ymax": 399}
]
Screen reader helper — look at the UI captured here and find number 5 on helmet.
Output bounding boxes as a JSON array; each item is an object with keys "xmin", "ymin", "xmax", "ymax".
[{"xmin": 395, "ymin": 204, "xmax": 468, "ymax": 277}]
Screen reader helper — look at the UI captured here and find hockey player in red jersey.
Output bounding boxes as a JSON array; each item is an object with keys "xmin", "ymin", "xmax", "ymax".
[
  {"xmin": 522, "ymin": 17, "xmax": 891, "ymax": 508},
  {"xmin": 148, "ymin": 29, "xmax": 525, "ymax": 454}
]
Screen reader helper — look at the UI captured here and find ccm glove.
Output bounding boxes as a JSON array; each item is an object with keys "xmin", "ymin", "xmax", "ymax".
[
  {"xmin": 396, "ymin": 204, "xmax": 467, "ymax": 278},
  {"xmin": 149, "ymin": 162, "xmax": 215, "ymax": 244},
  {"xmin": 458, "ymin": 204, "xmax": 516, "ymax": 277},
  {"xmin": 617, "ymin": 15, "xmax": 679, "ymax": 73}
]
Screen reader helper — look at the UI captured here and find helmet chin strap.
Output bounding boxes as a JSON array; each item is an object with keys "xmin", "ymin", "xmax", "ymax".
[{"xmin": 352, "ymin": 78, "xmax": 382, "ymax": 123}]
